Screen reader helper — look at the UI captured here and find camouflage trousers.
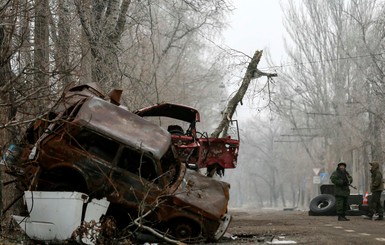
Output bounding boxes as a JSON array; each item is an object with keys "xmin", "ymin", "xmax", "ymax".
[
  {"xmin": 335, "ymin": 196, "xmax": 349, "ymax": 215},
  {"xmin": 368, "ymin": 191, "xmax": 384, "ymax": 216}
]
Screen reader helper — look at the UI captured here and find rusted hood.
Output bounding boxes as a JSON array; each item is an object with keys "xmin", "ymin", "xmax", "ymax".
[
  {"xmin": 173, "ymin": 169, "xmax": 230, "ymax": 220},
  {"xmin": 50, "ymin": 83, "xmax": 107, "ymax": 114},
  {"xmin": 73, "ymin": 97, "xmax": 171, "ymax": 160}
]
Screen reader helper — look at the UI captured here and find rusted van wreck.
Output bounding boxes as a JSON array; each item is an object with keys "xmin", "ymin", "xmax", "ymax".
[{"xmin": 8, "ymin": 84, "xmax": 231, "ymax": 243}]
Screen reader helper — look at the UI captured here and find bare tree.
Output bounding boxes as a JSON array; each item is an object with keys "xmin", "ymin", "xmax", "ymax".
[
  {"xmin": 115, "ymin": 1, "xmax": 232, "ymax": 113},
  {"xmin": 273, "ymin": 0, "xmax": 385, "ymax": 195},
  {"xmin": 73, "ymin": 0, "xmax": 131, "ymax": 89}
]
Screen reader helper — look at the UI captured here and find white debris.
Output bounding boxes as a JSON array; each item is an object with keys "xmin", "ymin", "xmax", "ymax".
[{"xmin": 267, "ymin": 236, "xmax": 297, "ymax": 244}]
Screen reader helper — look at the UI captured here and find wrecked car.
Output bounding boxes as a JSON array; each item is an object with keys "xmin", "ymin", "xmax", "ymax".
[
  {"xmin": 5, "ymin": 83, "xmax": 232, "ymax": 243},
  {"xmin": 134, "ymin": 103, "xmax": 240, "ymax": 177}
]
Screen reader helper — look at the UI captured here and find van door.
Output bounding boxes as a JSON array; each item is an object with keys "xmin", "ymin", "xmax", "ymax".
[{"xmin": 110, "ymin": 147, "xmax": 163, "ymax": 209}]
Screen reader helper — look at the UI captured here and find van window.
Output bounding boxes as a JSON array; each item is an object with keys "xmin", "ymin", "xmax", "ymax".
[
  {"xmin": 118, "ymin": 147, "xmax": 158, "ymax": 182},
  {"xmin": 73, "ymin": 130, "xmax": 119, "ymax": 162}
]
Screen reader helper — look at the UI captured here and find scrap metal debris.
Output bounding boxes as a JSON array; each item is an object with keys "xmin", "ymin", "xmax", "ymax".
[{"xmin": 3, "ymin": 83, "xmax": 235, "ymax": 244}]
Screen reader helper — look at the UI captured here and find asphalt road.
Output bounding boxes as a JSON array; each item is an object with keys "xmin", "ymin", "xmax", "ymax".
[
  {"xmin": 4, "ymin": 207, "xmax": 385, "ymax": 244},
  {"xmin": 217, "ymin": 208, "xmax": 385, "ymax": 244}
]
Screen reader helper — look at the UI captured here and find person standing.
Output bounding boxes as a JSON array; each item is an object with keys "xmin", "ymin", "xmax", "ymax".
[
  {"xmin": 364, "ymin": 161, "xmax": 384, "ymax": 221},
  {"xmin": 330, "ymin": 161, "xmax": 353, "ymax": 221}
]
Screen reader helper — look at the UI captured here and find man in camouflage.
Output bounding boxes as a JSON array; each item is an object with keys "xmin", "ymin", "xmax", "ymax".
[
  {"xmin": 330, "ymin": 161, "xmax": 353, "ymax": 221},
  {"xmin": 364, "ymin": 161, "xmax": 384, "ymax": 221}
]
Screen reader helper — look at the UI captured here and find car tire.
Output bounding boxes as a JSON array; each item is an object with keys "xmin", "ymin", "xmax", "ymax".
[
  {"xmin": 309, "ymin": 194, "xmax": 336, "ymax": 215},
  {"xmin": 167, "ymin": 219, "xmax": 202, "ymax": 243},
  {"xmin": 346, "ymin": 209, "xmax": 367, "ymax": 216}
]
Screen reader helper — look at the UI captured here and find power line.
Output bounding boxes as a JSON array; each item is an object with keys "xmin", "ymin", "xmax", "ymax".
[
  {"xmin": 280, "ymin": 134, "xmax": 319, "ymax": 137},
  {"xmin": 150, "ymin": 2, "xmax": 385, "ymax": 74},
  {"xmin": 260, "ymin": 51, "xmax": 385, "ymax": 71}
]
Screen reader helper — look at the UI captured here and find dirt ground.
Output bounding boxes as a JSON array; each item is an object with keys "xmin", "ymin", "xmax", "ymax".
[{"xmin": 218, "ymin": 208, "xmax": 385, "ymax": 245}]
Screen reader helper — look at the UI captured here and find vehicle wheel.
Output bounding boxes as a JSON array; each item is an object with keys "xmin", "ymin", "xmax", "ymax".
[
  {"xmin": 309, "ymin": 194, "xmax": 336, "ymax": 215},
  {"xmin": 345, "ymin": 209, "xmax": 368, "ymax": 216},
  {"xmin": 169, "ymin": 220, "xmax": 201, "ymax": 242}
]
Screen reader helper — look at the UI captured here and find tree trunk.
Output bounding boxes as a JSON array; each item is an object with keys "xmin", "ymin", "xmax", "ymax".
[
  {"xmin": 57, "ymin": 0, "xmax": 71, "ymax": 86},
  {"xmin": 75, "ymin": 0, "xmax": 131, "ymax": 89},
  {"xmin": 211, "ymin": 50, "xmax": 277, "ymax": 138},
  {"xmin": 34, "ymin": 0, "xmax": 50, "ymax": 113}
]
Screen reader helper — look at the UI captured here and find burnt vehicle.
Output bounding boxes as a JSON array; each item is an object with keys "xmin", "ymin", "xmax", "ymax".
[
  {"xmin": 5, "ymin": 84, "xmax": 231, "ymax": 243},
  {"xmin": 134, "ymin": 103, "xmax": 240, "ymax": 177}
]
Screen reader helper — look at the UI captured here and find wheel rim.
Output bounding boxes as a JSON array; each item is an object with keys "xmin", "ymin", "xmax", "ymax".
[
  {"xmin": 173, "ymin": 223, "xmax": 194, "ymax": 240},
  {"xmin": 317, "ymin": 200, "xmax": 329, "ymax": 209}
]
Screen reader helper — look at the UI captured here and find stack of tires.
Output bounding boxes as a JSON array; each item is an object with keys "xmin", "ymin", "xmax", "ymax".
[{"xmin": 308, "ymin": 184, "xmax": 368, "ymax": 216}]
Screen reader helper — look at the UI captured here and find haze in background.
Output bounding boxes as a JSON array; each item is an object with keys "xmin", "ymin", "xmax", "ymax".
[{"xmin": 222, "ymin": 0, "xmax": 286, "ymax": 118}]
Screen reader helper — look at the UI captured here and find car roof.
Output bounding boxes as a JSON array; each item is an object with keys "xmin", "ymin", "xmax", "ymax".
[
  {"xmin": 134, "ymin": 103, "xmax": 200, "ymax": 123},
  {"xmin": 73, "ymin": 97, "xmax": 172, "ymax": 160}
]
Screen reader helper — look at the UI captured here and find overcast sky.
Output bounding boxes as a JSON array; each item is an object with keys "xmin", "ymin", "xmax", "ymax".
[
  {"xmin": 219, "ymin": 0, "xmax": 288, "ymax": 119},
  {"xmin": 223, "ymin": 0, "xmax": 286, "ymax": 69}
]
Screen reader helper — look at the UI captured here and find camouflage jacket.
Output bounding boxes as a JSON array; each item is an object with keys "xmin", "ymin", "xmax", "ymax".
[
  {"xmin": 370, "ymin": 162, "xmax": 384, "ymax": 192},
  {"xmin": 330, "ymin": 169, "xmax": 353, "ymax": 197}
]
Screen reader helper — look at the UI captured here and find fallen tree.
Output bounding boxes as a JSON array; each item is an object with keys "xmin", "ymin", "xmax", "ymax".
[{"xmin": 211, "ymin": 50, "xmax": 277, "ymax": 138}]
